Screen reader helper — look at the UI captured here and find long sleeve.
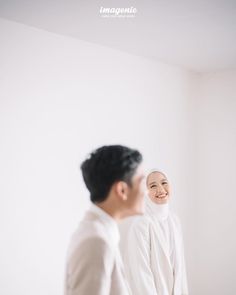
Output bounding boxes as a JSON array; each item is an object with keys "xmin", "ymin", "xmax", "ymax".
[
  {"xmin": 171, "ymin": 214, "xmax": 189, "ymax": 295},
  {"xmin": 178, "ymin": 224, "xmax": 188, "ymax": 295},
  {"xmin": 124, "ymin": 217, "xmax": 158, "ymax": 295},
  {"xmin": 65, "ymin": 237, "xmax": 115, "ymax": 295}
]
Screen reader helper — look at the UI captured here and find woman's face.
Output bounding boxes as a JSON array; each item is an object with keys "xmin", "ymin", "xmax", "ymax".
[{"xmin": 147, "ymin": 171, "xmax": 170, "ymax": 204}]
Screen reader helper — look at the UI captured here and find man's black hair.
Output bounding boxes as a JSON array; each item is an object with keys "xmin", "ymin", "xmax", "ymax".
[{"xmin": 80, "ymin": 145, "xmax": 143, "ymax": 203}]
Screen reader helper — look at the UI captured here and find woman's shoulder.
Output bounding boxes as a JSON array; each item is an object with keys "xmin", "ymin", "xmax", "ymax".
[
  {"xmin": 169, "ymin": 211, "xmax": 183, "ymax": 231},
  {"xmin": 169, "ymin": 211, "xmax": 180, "ymax": 222}
]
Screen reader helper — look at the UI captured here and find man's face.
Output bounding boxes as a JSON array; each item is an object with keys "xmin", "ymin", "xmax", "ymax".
[
  {"xmin": 147, "ymin": 171, "xmax": 170, "ymax": 204},
  {"xmin": 125, "ymin": 165, "xmax": 146, "ymax": 216}
]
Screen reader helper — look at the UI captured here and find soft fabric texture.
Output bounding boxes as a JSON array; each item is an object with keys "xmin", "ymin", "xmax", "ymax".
[
  {"xmin": 65, "ymin": 203, "xmax": 131, "ymax": 295},
  {"xmin": 120, "ymin": 197, "xmax": 188, "ymax": 295}
]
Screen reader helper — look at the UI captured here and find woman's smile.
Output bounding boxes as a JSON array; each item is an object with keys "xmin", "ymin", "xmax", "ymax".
[{"xmin": 155, "ymin": 193, "xmax": 168, "ymax": 199}]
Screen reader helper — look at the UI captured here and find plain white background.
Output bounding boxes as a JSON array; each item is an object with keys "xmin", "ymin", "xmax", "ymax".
[{"xmin": 0, "ymin": 18, "xmax": 235, "ymax": 295}]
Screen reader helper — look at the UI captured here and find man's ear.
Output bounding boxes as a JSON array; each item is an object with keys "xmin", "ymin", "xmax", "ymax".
[{"xmin": 115, "ymin": 181, "xmax": 129, "ymax": 201}]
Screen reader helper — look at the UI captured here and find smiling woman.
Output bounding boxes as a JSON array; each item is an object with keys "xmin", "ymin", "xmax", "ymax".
[
  {"xmin": 147, "ymin": 170, "xmax": 170, "ymax": 204},
  {"xmin": 120, "ymin": 170, "xmax": 188, "ymax": 295}
]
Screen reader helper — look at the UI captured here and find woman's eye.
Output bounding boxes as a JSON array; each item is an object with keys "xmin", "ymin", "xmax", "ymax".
[{"xmin": 150, "ymin": 185, "xmax": 156, "ymax": 188}]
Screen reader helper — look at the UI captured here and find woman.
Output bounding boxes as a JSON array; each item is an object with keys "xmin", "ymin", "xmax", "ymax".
[{"xmin": 121, "ymin": 170, "xmax": 188, "ymax": 295}]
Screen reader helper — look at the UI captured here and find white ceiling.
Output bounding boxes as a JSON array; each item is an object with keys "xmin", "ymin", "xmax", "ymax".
[{"xmin": 0, "ymin": 0, "xmax": 236, "ymax": 72}]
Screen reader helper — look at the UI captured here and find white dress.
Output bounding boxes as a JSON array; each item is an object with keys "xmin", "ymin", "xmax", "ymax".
[{"xmin": 119, "ymin": 198, "xmax": 188, "ymax": 295}]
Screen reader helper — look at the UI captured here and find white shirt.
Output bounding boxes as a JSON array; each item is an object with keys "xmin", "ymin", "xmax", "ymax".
[
  {"xmin": 65, "ymin": 203, "xmax": 130, "ymax": 295},
  {"xmin": 89, "ymin": 203, "xmax": 120, "ymax": 246}
]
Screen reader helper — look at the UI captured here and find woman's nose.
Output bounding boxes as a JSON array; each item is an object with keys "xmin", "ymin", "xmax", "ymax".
[{"xmin": 156, "ymin": 185, "xmax": 165, "ymax": 194}]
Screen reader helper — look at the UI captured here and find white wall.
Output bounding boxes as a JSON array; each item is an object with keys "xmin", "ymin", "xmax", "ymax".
[
  {"xmin": 2, "ymin": 17, "xmax": 235, "ymax": 295},
  {"xmin": 0, "ymin": 18, "xmax": 195, "ymax": 295},
  {"xmin": 191, "ymin": 71, "xmax": 236, "ymax": 295}
]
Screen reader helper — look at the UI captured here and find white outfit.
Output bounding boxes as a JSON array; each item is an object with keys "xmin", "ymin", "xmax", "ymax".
[
  {"xmin": 65, "ymin": 203, "xmax": 131, "ymax": 295},
  {"xmin": 120, "ymin": 197, "xmax": 188, "ymax": 295}
]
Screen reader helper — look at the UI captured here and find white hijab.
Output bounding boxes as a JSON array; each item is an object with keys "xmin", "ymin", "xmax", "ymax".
[
  {"xmin": 145, "ymin": 169, "xmax": 170, "ymax": 220},
  {"xmin": 145, "ymin": 194, "xmax": 169, "ymax": 221},
  {"xmin": 145, "ymin": 169, "xmax": 188, "ymax": 295}
]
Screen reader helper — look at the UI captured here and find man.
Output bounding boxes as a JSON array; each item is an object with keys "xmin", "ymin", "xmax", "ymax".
[{"xmin": 64, "ymin": 145, "xmax": 145, "ymax": 295}]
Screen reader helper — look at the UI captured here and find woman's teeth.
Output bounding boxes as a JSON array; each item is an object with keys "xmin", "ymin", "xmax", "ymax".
[{"xmin": 156, "ymin": 194, "xmax": 167, "ymax": 199}]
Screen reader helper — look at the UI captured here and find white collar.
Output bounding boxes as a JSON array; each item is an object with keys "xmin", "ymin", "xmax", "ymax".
[{"xmin": 89, "ymin": 203, "xmax": 120, "ymax": 246}]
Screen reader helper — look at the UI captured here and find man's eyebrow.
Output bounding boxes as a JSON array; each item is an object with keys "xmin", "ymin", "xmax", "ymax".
[{"xmin": 149, "ymin": 182, "xmax": 156, "ymax": 185}]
